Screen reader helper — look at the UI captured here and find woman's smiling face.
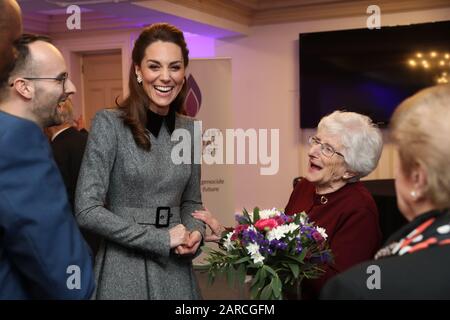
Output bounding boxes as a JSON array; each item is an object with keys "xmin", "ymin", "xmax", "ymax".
[
  {"xmin": 306, "ymin": 131, "xmax": 348, "ymax": 191},
  {"xmin": 135, "ymin": 40, "xmax": 185, "ymax": 114}
]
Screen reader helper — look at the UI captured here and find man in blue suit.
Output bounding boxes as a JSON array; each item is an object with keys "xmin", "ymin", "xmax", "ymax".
[{"xmin": 0, "ymin": 33, "xmax": 95, "ymax": 299}]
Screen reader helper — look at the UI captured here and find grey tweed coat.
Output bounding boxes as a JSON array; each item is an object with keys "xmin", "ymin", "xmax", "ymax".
[{"xmin": 75, "ymin": 109, "xmax": 205, "ymax": 300}]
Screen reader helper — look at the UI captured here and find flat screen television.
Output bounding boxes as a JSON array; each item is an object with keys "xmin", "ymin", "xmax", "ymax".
[{"xmin": 299, "ymin": 20, "xmax": 450, "ymax": 128}]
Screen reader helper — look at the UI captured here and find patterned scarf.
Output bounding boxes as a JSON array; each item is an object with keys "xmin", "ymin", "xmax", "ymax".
[{"xmin": 375, "ymin": 209, "xmax": 450, "ymax": 260}]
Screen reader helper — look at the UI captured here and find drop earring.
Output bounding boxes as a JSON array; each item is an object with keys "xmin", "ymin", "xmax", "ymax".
[
  {"xmin": 410, "ymin": 190, "xmax": 417, "ymax": 198},
  {"xmin": 137, "ymin": 75, "xmax": 142, "ymax": 84}
]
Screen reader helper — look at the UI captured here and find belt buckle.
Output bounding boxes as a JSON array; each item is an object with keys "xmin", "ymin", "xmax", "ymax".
[{"xmin": 156, "ymin": 207, "xmax": 170, "ymax": 228}]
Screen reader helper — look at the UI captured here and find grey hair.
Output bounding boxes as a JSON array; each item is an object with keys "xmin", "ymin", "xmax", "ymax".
[{"xmin": 318, "ymin": 110, "xmax": 383, "ymax": 182}]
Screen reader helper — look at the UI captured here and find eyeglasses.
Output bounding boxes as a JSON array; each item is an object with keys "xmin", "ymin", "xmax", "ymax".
[
  {"xmin": 10, "ymin": 72, "xmax": 69, "ymax": 91},
  {"xmin": 308, "ymin": 136, "xmax": 345, "ymax": 159}
]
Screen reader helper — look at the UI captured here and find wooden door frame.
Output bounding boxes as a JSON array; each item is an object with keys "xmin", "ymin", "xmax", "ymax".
[
  {"xmin": 82, "ymin": 51, "xmax": 123, "ymax": 129},
  {"xmin": 53, "ymin": 31, "xmax": 139, "ymax": 123}
]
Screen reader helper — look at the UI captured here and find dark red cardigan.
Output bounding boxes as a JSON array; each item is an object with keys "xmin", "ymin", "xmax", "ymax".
[{"xmin": 285, "ymin": 178, "xmax": 381, "ymax": 299}]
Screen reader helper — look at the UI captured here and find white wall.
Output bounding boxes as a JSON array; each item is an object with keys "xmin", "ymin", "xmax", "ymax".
[
  {"xmin": 49, "ymin": 29, "xmax": 215, "ymax": 121},
  {"xmin": 43, "ymin": 6, "xmax": 450, "ymax": 213},
  {"xmin": 215, "ymin": 7, "xmax": 450, "ymax": 212}
]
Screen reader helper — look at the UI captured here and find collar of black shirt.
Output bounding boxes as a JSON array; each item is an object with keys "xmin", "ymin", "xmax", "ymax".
[{"xmin": 146, "ymin": 106, "xmax": 175, "ymax": 138}]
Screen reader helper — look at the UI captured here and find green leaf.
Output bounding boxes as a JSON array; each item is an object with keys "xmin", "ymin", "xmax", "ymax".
[
  {"xmin": 251, "ymin": 268, "xmax": 261, "ymax": 287},
  {"xmin": 260, "ymin": 267, "xmax": 267, "ymax": 280},
  {"xmin": 288, "ymin": 263, "xmax": 300, "ymax": 278},
  {"xmin": 250, "ymin": 283, "xmax": 260, "ymax": 299},
  {"xmin": 286, "ymin": 254, "xmax": 303, "ymax": 264},
  {"xmin": 283, "ymin": 275, "xmax": 292, "ymax": 284},
  {"xmin": 250, "ymin": 269, "xmax": 267, "ymax": 299},
  {"xmin": 242, "ymin": 208, "xmax": 251, "ymax": 222},
  {"xmin": 272, "ymin": 277, "xmax": 282, "ymax": 299},
  {"xmin": 253, "ymin": 207, "xmax": 260, "ymax": 222},
  {"xmin": 207, "ymin": 272, "xmax": 215, "ymax": 286},
  {"xmin": 260, "ymin": 283, "xmax": 272, "ymax": 300},
  {"xmin": 233, "ymin": 256, "xmax": 251, "ymax": 264},
  {"xmin": 237, "ymin": 263, "xmax": 246, "ymax": 285},
  {"xmin": 256, "ymin": 272, "xmax": 267, "ymax": 291},
  {"xmin": 263, "ymin": 265, "xmax": 278, "ymax": 277},
  {"xmin": 299, "ymin": 247, "xmax": 308, "ymax": 261},
  {"xmin": 226, "ymin": 266, "xmax": 235, "ymax": 288}
]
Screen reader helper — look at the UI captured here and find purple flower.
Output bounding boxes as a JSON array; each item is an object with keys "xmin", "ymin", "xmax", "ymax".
[
  {"xmin": 241, "ymin": 229, "xmax": 258, "ymax": 245},
  {"xmin": 235, "ymin": 214, "xmax": 248, "ymax": 224},
  {"xmin": 294, "ymin": 236, "xmax": 303, "ymax": 253},
  {"xmin": 270, "ymin": 239, "xmax": 288, "ymax": 251},
  {"xmin": 320, "ymin": 251, "xmax": 333, "ymax": 263},
  {"xmin": 301, "ymin": 226, "xmax": 315, "ymax": 240}
]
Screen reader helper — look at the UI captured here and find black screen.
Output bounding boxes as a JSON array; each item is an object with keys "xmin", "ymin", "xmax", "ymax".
[{"xmin": 299, "ymin": 20, "xmax": 450, "ymax": 128}]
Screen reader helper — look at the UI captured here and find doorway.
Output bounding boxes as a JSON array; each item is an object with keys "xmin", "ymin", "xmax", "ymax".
[{"xmin": 82, "ymin": 50, "xmax": 123, "ymax": 129}]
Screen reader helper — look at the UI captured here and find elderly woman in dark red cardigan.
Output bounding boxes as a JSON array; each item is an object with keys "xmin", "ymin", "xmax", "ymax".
[
  {"xmin": 284, "ymin": 111, "xmax": 383, "ymax": 299},
  {"xmin": 193, "ymin": 110, "xmax": 383, "ymax": 300}
]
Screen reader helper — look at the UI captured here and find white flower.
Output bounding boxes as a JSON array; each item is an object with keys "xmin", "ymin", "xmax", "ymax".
[
  {"xmin": 316, "ymin": 227, "xmax": 328, "ymax": 239},
  {"xmin": 252, "ymin": 253, "xmax": 265, "ymax": 265},
  {"xmin": 267, "ymin": 222, "xmax": 300, "ymax": 241},
  {"xmin": 258, "ymin": 208, "xmax": 281, "ymax": 220},
  {"xmin": 246, "ymin": 242, "xmax": 260, "ymax": 256},
  {"xmin": 286, "ymin": 222, "xmax": 299, "ymax": 233},
  {"xmin": 223, "ymin": 232, "xmax": 235, "ymax": 251},
  {"xmin": 267, "ymin": 226, "xmax": 287, "ymax": 241},
  {"xmin": 246, "ymin": 243, "xmax": 265, "ymax": 265},
  {"xmin": 267, "ymin": 223, "xmax": 300, "ymax": 241}
]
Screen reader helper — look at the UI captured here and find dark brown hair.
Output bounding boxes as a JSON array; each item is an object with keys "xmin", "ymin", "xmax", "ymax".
[
  {"xmin": 0, "ymin": 33, "xmax": 52, "ymax": 93},
  {"xmin": 117, "ymin": 23, "xmax": 189, "ymax": 151}
]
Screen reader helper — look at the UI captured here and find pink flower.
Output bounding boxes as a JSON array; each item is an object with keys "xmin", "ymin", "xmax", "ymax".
[
  {"xmin": 312, "ymin": 231, "xmax": 324, "ymax": 243},
  {"xmin": 255, "ymin": 218, "xmax": 279, "ymax": 231},
  {"xmin": 231, "ymin": 224, "xmax": 249, "ymax": 240},
  {"xmin": 274, "ymin": 216, "xmax": 285, "ymax": 225}
]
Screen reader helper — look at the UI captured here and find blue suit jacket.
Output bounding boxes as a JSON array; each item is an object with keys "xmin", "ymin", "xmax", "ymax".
[{"xmin": 0, "ymin": 111, "xmax": 95, "ymax": 299}]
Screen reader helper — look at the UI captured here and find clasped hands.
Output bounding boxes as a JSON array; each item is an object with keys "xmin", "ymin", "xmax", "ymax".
[{"xmin": 169, "ymin": 224, "xmax": 202, "ymax": 256}]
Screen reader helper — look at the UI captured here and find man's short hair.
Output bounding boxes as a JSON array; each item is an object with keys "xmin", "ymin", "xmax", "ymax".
[
  {"xmin": 10, "ymin": 34, "xmax": 52, "ymax": 78},
  {"xmin": 0, "ymin": 34, "xmax": 52, "ymax": 97}
]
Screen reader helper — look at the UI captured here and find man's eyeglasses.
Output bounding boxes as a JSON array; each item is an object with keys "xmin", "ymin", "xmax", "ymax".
[
  {"xmin": 308, "ymin": 136, "xmax": 345, "ymax": 159},
  {"xmin": 10, "ymin": 73, "xmax": 69, "ymax": 90}
]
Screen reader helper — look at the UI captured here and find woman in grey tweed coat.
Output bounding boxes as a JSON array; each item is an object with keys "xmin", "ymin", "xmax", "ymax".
[{"xmin": 75, "ymin": 23, "xmax": 205, "ymax": 300}]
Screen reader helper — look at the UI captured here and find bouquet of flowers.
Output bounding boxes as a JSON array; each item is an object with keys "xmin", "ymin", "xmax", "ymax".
[{"xmin": 201, "ymin": 208, "xmax": 333, "ymax": 300}]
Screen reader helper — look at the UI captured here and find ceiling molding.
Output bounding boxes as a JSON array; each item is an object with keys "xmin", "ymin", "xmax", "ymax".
[
  {"xmin": 163, "ymin": 0, "xmax": 253, "ymax": 24},
  {"xmin": 20, "ymin": 0, "xmax": 450, "ymax": 39},
  {"xmin": 252, "ymin": 0, "xmax": 450, "ymax": 25},
  {"xmin": 156, "ymin": 0, "xmax": 450, "ymax": 26},
  {"xmin": 23, "ymin": 13, "xmax": 51, "ymax": 34},
  {"xmin": 134, "ymin": 0, "xmax": 251, "ymax": 35},
  {"xmin": 23, "ymin": 12, "xmax": 140, "ymax": 35}
]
